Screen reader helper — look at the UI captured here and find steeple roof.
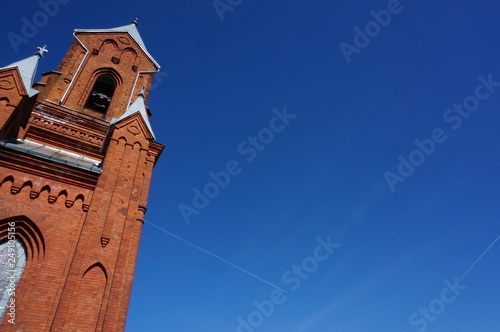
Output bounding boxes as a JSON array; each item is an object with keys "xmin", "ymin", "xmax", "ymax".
[
  {"xmin": 110, "ymin": 88, "xmax": 155, "ymax": 139},
  {"xmin": 0, "ymin": 47, "xmax": 46, "ymax": 97},
  {"xmin": 74, "ymin": 23, "xmax": 160, "ymax": 69}
]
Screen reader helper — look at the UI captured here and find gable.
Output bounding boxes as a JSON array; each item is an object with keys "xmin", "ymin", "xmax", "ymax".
[
  {"xmin": 74, "ymin": 24, "xmax": 160, "ymax": 70},
  {"xmin": 0, "ymin": 69, "xmax": 29, "ymax": 98},
  {"xmin": 111, "ymin": 112, "xmax": 155, "ymax": 142}
]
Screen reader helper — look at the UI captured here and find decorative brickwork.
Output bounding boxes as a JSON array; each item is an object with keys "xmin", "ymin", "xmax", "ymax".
[{"xmin": 0, "ymin": 22, "xmax": 164, "ymax": 331}]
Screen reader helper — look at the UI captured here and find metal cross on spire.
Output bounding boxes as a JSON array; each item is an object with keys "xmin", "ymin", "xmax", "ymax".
[
  {"xmin": 132, "ymin": 12, "xmax": 141, "ymax": 25},
  {"xmin": 35, "ymin": 45, "xmax": 48, "ymax": 58}
]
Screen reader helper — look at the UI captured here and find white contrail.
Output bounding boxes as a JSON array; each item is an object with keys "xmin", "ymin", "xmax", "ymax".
[
  {"xmin": 457, "ymin": 233, "xmax": 500, "ymax": 284},
  {"xmin": 145, "ymin": 220, "xmax": 288, "ymax": 293}
]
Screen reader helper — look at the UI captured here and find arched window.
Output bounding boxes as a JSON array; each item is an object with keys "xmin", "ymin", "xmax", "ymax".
[
  {"xmin": 0, "ymin": 238, "xmax": 26, "ymax": 319},
  {"xmin": 84, "ymin": 74, "xmax": 117, "ymax": 113}
]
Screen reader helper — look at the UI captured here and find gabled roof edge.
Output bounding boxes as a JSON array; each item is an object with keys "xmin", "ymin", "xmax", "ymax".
[
  {"xmin": 110, "ymin": 93, "xmax": 155, "ymax": 140},
  {"xmin": 74, "ymin": 24, "xmax": 160, "ymax": 70}
]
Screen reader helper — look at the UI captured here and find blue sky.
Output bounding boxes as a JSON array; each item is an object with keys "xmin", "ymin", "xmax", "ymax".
[{"xmin": 2, "ymin": 0, "xmax": 500, "ymax": 331}]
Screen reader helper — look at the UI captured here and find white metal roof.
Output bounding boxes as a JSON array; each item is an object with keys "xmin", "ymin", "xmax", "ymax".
[
  {"xmin": 0, "ymin": 55, "xmax": 40, "ymax": 97},
  {"xmin": 0, "ymin": 139, "xmax": 102, "ymax": 173}
]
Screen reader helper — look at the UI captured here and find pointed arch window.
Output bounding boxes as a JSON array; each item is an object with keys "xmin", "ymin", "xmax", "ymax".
[
  {"xmin": 0, "ymin": 238, "xmax": 26, "ymax": 319},
  {"xmin": 85, "ymin": 74, "xmax": 117, "ymax": 113}
]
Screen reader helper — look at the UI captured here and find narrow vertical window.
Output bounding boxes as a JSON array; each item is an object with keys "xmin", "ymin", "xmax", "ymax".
[
  {"xmin": 0, "ymin": 238, "xmax": 26, "ymax": 319},
  {"xmin": 84, "ymin": 74, "xmax": 116, "ymax": 113}
]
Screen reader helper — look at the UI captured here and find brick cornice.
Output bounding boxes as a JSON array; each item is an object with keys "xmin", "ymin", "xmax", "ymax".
[{"xmin": 0, "ymin": 147, "xmax": 100, "ymax": 190}]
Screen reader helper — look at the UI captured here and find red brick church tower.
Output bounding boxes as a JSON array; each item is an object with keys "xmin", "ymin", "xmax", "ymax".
[{"xmin": 0, "ymin": 20, "xmax": 164, "ymax": 331}]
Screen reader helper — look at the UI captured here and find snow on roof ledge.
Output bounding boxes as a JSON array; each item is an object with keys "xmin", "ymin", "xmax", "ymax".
[{"xmin": 0, "ymin": 139, "xmax": 102, "ymax": 173}]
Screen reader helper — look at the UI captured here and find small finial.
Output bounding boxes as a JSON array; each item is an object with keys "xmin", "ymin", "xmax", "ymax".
[
  {"xmin": 35, "ymin": 45, "xmax": 48, "ymax": 58},
  {"xmin": 132, "ymin": 12, "xmax": 140, "ymax": 25},
  {"xmin": 138, "ymin": 85, "xmax": 146, "ymax": 97}
]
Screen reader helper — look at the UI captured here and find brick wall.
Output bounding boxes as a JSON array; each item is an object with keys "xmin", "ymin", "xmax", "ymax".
[{"xmin": 0, "ymin": 26, "xmax": 164, "ymax": 331}]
